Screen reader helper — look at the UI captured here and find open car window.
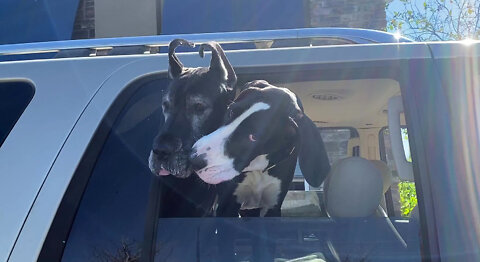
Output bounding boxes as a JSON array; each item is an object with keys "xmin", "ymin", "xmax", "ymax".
[{"xmin": 47, "ymin": 60, "xmax": 425, "ymax": 262}]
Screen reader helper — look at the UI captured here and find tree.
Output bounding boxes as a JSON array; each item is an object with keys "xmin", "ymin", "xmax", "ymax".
[
  {"xmin": 91, "ymin": 239, "xmax": 164, "ymax": 262},
  {"xmin": 92, "ymin": 239, "xmax": 141, "ymax": 262},
  {"xmin": 387, "ymin": 0, "xmax": 480, "ymax": 41}
]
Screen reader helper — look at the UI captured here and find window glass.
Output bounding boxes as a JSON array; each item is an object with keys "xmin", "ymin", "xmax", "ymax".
[
  {"xmin": 320, "ymin": 128, "xmax": 359, "ymax": 165},
  {"xmin": 56, "ymin": 71, "xmax": 421, "ymax": 262},
  {"xmin": 61, "ymin": 79, "xmax": 167, "ymax": 262},
  {"xmin": 382, "ymin": 127, "xmax": 411, "ymax": 169},
  {"xmin": 401, "ymin": 128, "xmax": 412, "ymax": 162},
  {"xmin": 0, "ymin": 82, "xmax": 34, "ymax": 147},
  {"xmin": 150, "ymin": 73, "xmax": 420, "ymax": 261},
  {"xmin": 381, "ymin": 127, "xmax": 417, "ymax": 217},
  {"xmin": 294, "ymin": 128, "xmax": 358, "ymax": 179}
]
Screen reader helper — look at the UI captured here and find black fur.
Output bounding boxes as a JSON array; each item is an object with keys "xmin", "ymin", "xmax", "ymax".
[
  {"xmin": 149, "ymin": 39, "xmax": 237, "ymax": 217},
  {"xmin": 192, "ymin": 80, "xmax": 330, "ymax": 261},
  {"xmin": 215, "ymin": 80, "xmax": 330, "ymax": 217}
]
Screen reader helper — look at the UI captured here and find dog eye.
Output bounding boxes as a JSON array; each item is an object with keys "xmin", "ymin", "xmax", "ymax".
[
  {"xmin": 248, "ymin": 134, "xmax": 257, "ymax": 142},
  {"xmin": 193, "ymin": 103, "xmax": 206, "ymax": 114}
]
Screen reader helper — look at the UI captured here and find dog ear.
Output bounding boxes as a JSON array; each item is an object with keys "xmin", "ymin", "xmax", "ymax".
[
  {"xmin": 291, "ymin": 95, "xmax": 330, "ymax": 187},
  {"xmin": 199, "ymin": 42, "xmax": 237, "ymax": 93},
  {"xmin": 168, "ymin": 39, "xmax": 195, "ymax": 79}
]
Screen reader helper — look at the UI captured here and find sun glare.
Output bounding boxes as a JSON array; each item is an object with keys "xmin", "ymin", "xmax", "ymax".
[
  {"xmin": 393, "ymin": 31, "xmax": 402, "ymax": 40},
  {"xmin": 462, "ymin": 38, "xmax": 476, "ymax": 46}
]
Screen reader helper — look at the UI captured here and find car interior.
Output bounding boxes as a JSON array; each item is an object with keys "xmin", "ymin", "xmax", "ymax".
[{"xmin": 60, "ymin": 65, "xmax": 422, "ymax": 262}]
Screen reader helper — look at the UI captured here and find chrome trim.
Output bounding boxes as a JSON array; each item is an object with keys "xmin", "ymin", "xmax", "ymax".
[{"xmin": 0, "ymin": 28, "xmax": 412, "ymax": 56}]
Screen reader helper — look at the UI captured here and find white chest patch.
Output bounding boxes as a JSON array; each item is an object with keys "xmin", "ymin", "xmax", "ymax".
[{"xmin": 233, "ymin": 170, "xmax": 281, "ymax": 217}]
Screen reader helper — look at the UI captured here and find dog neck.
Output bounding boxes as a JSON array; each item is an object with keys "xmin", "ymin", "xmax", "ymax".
[
  {"xmin": 262, "ymin": 146, "xmax": 296, "ymax": 173},
  {"xmin": 234, "ymin": 170, "xmax": 282, "ymax": 217}
]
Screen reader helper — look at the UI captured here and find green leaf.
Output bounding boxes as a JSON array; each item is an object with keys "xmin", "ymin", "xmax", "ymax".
[
  {"xmin": 423, "ymin": 1, "xmax": 427, "ymax": 9},
  {"xmin": 399, "ymin": 181, "xmax": 417, "ymax": 217}
]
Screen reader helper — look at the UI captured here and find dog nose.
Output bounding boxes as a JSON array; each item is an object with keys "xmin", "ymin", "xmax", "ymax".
[
  {"xmin": 189, "ymin": 152, "xmax": 207, "ymax": 171},
  {"xmin": 153, "ymin": 135, "xmax": 182, "ymax": 158}
]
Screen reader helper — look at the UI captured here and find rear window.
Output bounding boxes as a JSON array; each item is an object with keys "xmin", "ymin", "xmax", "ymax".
[
  {"xmin": 293, "ymin": 127, "xmax": 359, "ymax": 188},
  {"xmin": 0, "ymin": 81, "xmax": 34, "ymax": 147}
]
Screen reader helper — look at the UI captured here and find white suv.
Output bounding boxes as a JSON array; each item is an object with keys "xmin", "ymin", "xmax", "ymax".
[{"xmin": 1, "ymin": 28, "xmax": 479, "ymax": 262}]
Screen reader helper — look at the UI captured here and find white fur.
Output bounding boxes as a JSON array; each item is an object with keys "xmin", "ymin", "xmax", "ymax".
[
  {"xmin": 234, "ymin": 170, "xmax": 281, "ymax": 217},
  {"xmin": 281, "ymin": 87, "xmax": 301, "ymax": 112},
  {"xmin": 193, "ymin": 102, "xmax": 271, "ymax": 184},
  {"xmin": 242, "ymin": 154, "xmax": 269, "ymax": 172},
  {"xmin": 162, "ymin": 94, "xmax": 171, "ymax": 123}
]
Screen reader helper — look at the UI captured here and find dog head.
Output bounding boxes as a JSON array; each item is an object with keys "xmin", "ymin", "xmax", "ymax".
[
  {"xmin": 190, "ymin": 80, "xmax": 330, "ymax": 185},
  {"xmin": 149, "ymin": 39, "xmax": 237, "ymax": 178}
]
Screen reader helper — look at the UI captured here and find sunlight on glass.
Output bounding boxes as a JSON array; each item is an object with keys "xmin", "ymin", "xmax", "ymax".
[
  {"xmin": 401, "ymin": 128, "xmax": 411, "ymax": 162},
  {"xmin": 461, "ymin": 38, "xmax": 476, "ymax": 46},
  {"xmin": 394, "ymin": 31, "xmax": 402, "ymax": 40}
]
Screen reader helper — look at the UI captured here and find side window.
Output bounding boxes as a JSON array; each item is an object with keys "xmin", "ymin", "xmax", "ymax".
[
  {"xmin": 58, "ymin": 78, "xmax": 167, "ymax": 262},
  {"xmin": 293, "ymin": 128, "xmax": 359, "ymax": 189},
  {"xmin": 380, "ymin": 127, "xmax": 417, "ymax": 217},
  {"xmin": 320, "ymin": 127, "xmax": 360, "ymax": 164},
  {"xmin": 0, "ymin": 81, "xmax": 34, "ymax": 147},
  {"xmin": 44, "ymin": 64, "xmax": 424, "ymax": 262}
]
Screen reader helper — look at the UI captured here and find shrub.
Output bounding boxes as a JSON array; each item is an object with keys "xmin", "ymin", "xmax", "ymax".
[{"xmin": 399, "ymin": 181, "xmax": 417, "ymax": 217}]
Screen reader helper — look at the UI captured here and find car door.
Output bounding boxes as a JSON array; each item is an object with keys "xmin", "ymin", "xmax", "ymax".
[
  {"xmin": 0, "ymin": 57, "xmax": 139, "ymax": 262},
  {"xmin": 9, "ymin": 43, "xmax": 440, "ymax": 261}
]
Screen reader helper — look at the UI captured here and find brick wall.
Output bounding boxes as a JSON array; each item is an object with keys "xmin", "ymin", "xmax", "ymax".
[
  {"xmin": 309, "ymin": 0, "xmax": 386, "ymax": 30},
  {"xmin": 72, "ymin": 0, "xmax": 95, "ymax": 39},
  {"xmin": 70, "ymin": 0, "xmax": 386, "ymax": 40}
]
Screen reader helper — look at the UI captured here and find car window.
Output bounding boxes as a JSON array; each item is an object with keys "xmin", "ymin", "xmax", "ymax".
[
  {"xmin": 380, "ymin": 127, "xmax": 417, "ymax": 217},
  {"xmin": 0, "ymin": 81, "xmax": 34, "ymax": 147},
  {"xmin": 60, "ymin": 78, "xmax": 167, "ymax": 262},
  {"xmin": 293, "ymin": 128, "xmax": 359, "ymax": 190},
  {"xmin": 48, "ymin": 66, "xmax": 423, "ymax": 262},
  {"xmin": 381, "ymin": 127, "xmax": 411, "ymax": 166},
  {"xmin": 147, "ymin": 70, "xmax": 422, "ymax": 261}
]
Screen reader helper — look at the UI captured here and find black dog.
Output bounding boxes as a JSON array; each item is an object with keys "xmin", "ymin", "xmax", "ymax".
[
  {"xmin": 148, "ymin": 39, "xmax": 237, "ymax": 217},
  {"xmin": 191, "ymin": 80, "xmax": 330, "ymax": 217},
  {"xmin": 190, "ymin": 80, "xmax": 330, "ymax": 261}
]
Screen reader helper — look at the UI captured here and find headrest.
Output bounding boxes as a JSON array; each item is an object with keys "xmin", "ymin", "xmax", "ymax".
[
  {"xmin": 370, "ymin": 160, "xmax": 393, "ymax": 194},
  {"xmin": 324, "ymin": 157, "xmax": 383, "ymax": 217}
]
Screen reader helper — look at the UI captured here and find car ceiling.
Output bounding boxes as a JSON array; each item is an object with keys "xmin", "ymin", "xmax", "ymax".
[
  {"xmin": 118, "ymin": 77, "xmax": 401, "ymax": 134},
  {"xmin": 281, "ymin": 78, "xmax": 401, "ymax": 128}
]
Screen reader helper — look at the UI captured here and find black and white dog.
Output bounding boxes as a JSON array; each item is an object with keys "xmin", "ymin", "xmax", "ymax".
[
  {"xmin": 190, "ymin": 80, "xmax": 331, "ymax": 217},
  {"xmin": 148, "ymin": 39, "xmax": 238, "ymax": 217}
]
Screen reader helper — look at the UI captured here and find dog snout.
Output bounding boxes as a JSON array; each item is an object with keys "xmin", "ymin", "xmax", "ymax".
[
  {"xmin": 189, "ymin": 152, "xmax": 207, "ymax": 171},
  {"xmin": 153, "ymin": 135, "xmax": 183, "ymax": 158}
]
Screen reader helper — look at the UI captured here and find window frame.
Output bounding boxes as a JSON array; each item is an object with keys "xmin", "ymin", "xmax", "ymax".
[
  {"xmin": 37, "ymin": 48, "xmax": 438, "ymax": 261},
  {"xmin": 0, "ymin": 80, "xmax": 35, "ymax": 148},
  {"xmin": 378, "ymin": 125, "xmax": 410, "ymax": 217},
  {"xmin": 395, "ymin": 58, "xmax": 442, "ymax": 261}
]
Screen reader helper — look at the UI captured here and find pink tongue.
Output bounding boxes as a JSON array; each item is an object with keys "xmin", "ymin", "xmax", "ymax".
[{"xmin": 158, "ymin": 169, "xmax": 171, "ymax": 176}]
